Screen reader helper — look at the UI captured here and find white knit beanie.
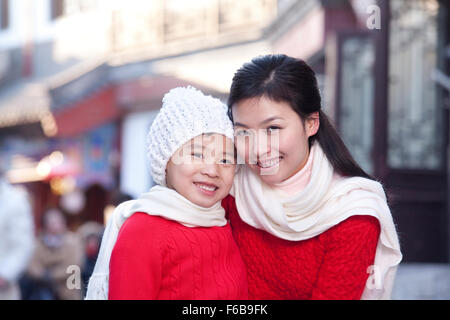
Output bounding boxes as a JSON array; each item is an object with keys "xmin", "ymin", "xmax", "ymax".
[{"xmin": 147, "ymin": 86, "xmax": 234, "ymax": 186}]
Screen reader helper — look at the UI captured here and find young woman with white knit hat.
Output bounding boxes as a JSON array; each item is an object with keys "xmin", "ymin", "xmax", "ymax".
[
  {"xmin": 224, "ymin": 54, "xmax": 402, "ymax": 300},
  {"xmin": 86, "ymin": 86, "xmax": 248, "ymax": 300}
]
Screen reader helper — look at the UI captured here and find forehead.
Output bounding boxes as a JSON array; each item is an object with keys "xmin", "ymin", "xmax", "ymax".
[
  {"xmin": 232, "ymin": 96, "xmax": 294, "ymax": 119},
  {"xmin": 189, "ymin": 133, "xmax": 234, "ymax": 151}
]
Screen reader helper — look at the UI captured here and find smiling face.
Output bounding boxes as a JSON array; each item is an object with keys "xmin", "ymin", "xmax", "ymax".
[
  {"xmin": 165, "ymin": 133, "xmax": 236, "ymax": 208},
  {"xmin": 232, "ymin": 96, "xmax": 319, "ymax": 186}
]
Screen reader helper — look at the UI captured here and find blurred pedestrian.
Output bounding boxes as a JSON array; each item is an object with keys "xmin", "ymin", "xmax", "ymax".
[
  {"xmin": 77, "ymin": 221, "xmax": 104, "ymax": 296},
  {"xmin": 0, "ymin": 171, "xmax": 35, "ymax": 300},
  {"xmin": 25, "ymin": 208, "xmax": 83, "ymax": 300},
  {"xmin": 103, "ymin": 190, "xmax": 133, "ymax": 224}
]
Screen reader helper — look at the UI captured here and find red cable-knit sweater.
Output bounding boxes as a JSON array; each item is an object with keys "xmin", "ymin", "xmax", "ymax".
[
  {"xmin": 108, "ymin": 212, "xmax": 248, "ymax": 300},
  {"xmin": 222, "ymin": 195, "xmax": 380, "ymax": 300}
]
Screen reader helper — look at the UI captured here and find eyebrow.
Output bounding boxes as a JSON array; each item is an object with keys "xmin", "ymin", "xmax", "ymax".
[
  {"xmin": 234, "ymin": 122, "xmax": 248, "ymax": 128},
  {"xmin": 234, "ymin": 116, "xmax": 284, "ymax": 128},
  {"xmin": 260, "ymin": 116, "xmax": 283, "ymax": 125}
]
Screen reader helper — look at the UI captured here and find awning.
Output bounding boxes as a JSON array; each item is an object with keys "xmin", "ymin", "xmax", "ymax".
[
  {"xmin": 52, "ymin": 85, "xmax": 121, "ymax": 138},
  {"xmin": 0, "ymin": 81, "xmax": 51, "ymax": 129},
  {"xmin": 116, "ymin": 74, "xmax": 227, "ymax": 111},
  {"xmin": 0, "ymin": 58, "xmax": 119, "ymax": 138},
  {"xmin": 0, "ymin": 58, "xmax": 225, "ymax": 137}
]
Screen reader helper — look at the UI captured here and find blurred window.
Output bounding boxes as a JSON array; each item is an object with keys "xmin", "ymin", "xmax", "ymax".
[
  {"xmin": 219, "ymin": 0, "xmax": 276, "ymax": 32},
  {"xmin": 0, "ymin": 0, "xmax": 8, "ymax": 30},
  {"xmin": 339, "ymin": 35, "xmax": 375, "ymax": 175},
  {"xmin": 164, "ymin": 0, "xmax": 208, "ymax": 41},
  {"xmin": 387, "ymin": 0, "xmax": 444, "ymax": 169},
  {"xmin": 51, "ymin": 0, "xmax": 98, "ymax": 20},
  {"xmin": 51, "ymin": 0, "xmax": 64, "ymax": 20}
]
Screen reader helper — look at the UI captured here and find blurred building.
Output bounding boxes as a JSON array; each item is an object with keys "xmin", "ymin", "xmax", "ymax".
[{"xmin": 0, "ymin": 0, "xmax": 449, "ymax": 263}]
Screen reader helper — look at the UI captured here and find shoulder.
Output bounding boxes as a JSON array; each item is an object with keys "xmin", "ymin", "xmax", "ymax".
[
  {"xmin": 116, "ymin": 213, "xmax": 170, "ymax": 246},
  {"xmin": 0, "ymin": 182, "xmax": 31, "ymax": 215},
  {"xmin": 221, "ymin": 195, "xmax": 237, "ymax": 219},
  {"xmin": 112, "ymin": 213, "xmax": 171, "ymax": 263},
  {"xmin": 334, "ymin": 215, "xmax": 380, "ymax": 232},
  {"xmin": 221, "ymin": 194, "xmax": 236, "ymax": 209},
  {"xmin": 319, "ymin": 215, "xmax": 380, "ymax": 248},
  {"xmin": 121, "ymin": 212, "xmax": 170, "ymax": 232}
]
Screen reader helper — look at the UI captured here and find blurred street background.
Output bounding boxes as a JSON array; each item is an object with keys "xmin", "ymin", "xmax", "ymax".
[{"xmin": 0, "ymin": 0, "xmax": 449, "ymax": 300}]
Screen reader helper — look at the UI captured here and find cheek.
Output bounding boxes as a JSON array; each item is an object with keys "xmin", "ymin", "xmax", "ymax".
[
  {"xmin": 280, "ymin": 126, "xmax": 308, "ymax": 154},
  {"xmin": 279, "ymin": 131, "xmax": 310, "ymax": 175},
  {"xmin": 166, "ymin": 164, "xmax": 195, "ymax": 188},
  {"xmin": 220, "ymin": 167, "xmax": 236, "ymax": 187},
  {"xmin": 279, "ymin": 135, "xmax": 298, "ymax": 155}
]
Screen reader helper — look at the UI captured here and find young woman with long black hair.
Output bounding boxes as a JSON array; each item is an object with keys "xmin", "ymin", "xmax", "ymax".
[{"xmin": 223, "ymin": 54, "xmax": 402, "ymax": 300}]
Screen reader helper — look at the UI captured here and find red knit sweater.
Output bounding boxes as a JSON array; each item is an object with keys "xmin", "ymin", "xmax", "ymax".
[
  {"xmin": 222, "ymin": 195, "xmax": 380, "ymax": 300},
  {"xmin": 108, "ymin": 212, "xmax": 248, "ymax": 300}
]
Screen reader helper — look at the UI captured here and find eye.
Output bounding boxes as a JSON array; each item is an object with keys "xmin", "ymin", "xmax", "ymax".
[
  {"xmin": 267, "ymin": 126, "xmax": 281, "ymax": 133},
  {"xmin": 235, "ymin": 129, "xmax": 251, "ymax": 137},
  {"xmin": 191, "ymin": 152, "xmax": 203, "ymax": 159},
  {"xmin": 218, "ymin": 158, "xmax": 234, "ymax": 165}
]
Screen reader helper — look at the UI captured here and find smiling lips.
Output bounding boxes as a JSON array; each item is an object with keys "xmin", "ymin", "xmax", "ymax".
[
  {"xmin": 193, "ymin": 158, "xmax": 282, "ymax": 193},
  {"xmin": 194, "ymin": 182, "xmax": 219, "ymax": 195},
  {"xmin": 257, "ymin": 156, "xmax": 282, "ymax": 169}
]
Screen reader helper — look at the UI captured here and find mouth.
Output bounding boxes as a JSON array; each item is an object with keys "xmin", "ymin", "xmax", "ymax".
[
  {"xmin": 194, "ymin": 182, "xmax": 219, "ymax": 196},
  {"xmin": 257, "ymin": 156, "xmax": 282, "ymax": 169}
]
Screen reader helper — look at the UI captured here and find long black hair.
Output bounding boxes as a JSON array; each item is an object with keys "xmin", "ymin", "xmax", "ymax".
[{"xmin": 227, "ymin": 54, "xmax": 373, "ymax": 180}]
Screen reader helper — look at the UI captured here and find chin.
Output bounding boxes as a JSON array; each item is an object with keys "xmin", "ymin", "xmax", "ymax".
[
  {"xmin": 191, "ymin": 197, "xmax": 218, "ymax": 208},
  {"xmin": 259, "ymin": 174, "xmax": 285, "ymax": 186},
  {"xmin": 250, "ymin": 165, "xmax": 285, "ymax": 186}
]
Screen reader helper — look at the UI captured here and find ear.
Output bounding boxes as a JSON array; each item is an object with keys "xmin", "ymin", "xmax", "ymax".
[{"xmin": 305, "ymin": 112, "xmax": 320, "ymax": 137}]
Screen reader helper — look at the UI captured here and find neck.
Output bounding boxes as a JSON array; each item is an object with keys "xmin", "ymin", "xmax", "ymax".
[
  {"xmin": 273, "ymin": 147, "xmax": 314, "ymax": 196},
  {"xmin": 285, "ymin": 149, "xmax": 310, "ymax": 182}
]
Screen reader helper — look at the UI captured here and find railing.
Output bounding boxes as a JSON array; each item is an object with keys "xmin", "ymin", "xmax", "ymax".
[{"xmin": 110, "ymin": 0, "xmax": 277, "ymax": 54}]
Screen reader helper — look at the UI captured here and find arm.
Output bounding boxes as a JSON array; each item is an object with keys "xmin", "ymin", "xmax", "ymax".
[
  {"xmin": 108, "ymin": 213, "xmax": 163, "ymax": 300},
  {"xmin": 311, "ymin": 215, "xmax": 380, "ymax": 300},
  {"xmin": 0, "ymin": 190, "xmax": 35, "ymax": 283},
  {"xmin": 26, "ymin": 241, "xmax": 46, "ymax": 280}
]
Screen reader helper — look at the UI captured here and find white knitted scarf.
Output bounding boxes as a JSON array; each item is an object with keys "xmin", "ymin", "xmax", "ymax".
[
  {"xmin": 85, "ymin": 185, "xmax": 227, "ymax": 300},
  {"xmin": 232, "ymin": 142, "xmax": 402, "ymax": 300}
]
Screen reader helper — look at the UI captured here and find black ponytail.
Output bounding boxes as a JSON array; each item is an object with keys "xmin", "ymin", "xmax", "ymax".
[
  {"xmin": 315, "ymin": 110, "xmax": 373, "ymax": 179},
  {"xmin": 228, "ymin": 54, "xmax": 373, "ymax": 180}
]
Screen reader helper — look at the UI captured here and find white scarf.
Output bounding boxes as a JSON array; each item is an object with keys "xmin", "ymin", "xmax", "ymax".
[
  {"xmin": 232, "ymin": 143, "xmax": 402, "ymax": 300},
  {"xmin": 85, "ymin": 185, "xmax": 227, "ymax": 300}
]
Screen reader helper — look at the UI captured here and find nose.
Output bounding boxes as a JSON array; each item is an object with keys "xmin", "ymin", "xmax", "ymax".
[
  {"xmin": 251, "ymin": 130, "xmax": 271, "ymax": 162},
  {"xmin": 200, "ymin": 162, "xmax": 219, "ymax": 178}
]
